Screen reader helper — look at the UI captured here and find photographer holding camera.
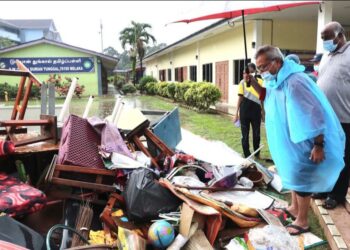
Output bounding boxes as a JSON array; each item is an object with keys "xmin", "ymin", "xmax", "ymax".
[{"xmin": 233, "ymin": 63, "xmax": 263, "ymax": 158}]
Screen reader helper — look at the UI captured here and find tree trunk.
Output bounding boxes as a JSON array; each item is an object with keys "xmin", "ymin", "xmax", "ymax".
[
  {"xmin": 132, "ymin": 57, "xmax": 136, "ymax": 85},
  {"xmin": 140, "ymin": 58, "xmax": 143, "ymax": 80}
]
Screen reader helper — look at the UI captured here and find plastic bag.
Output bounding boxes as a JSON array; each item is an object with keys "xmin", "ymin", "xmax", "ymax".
[
  {"xmin": 248, "ymin": 225, "xmax": 300, "ymax": 250},
  {"xmin": 124, "ymin": 168, "xmax": 182, "ymax": 223}
]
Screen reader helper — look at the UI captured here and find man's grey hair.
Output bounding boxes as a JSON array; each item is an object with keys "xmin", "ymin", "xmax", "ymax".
[
  {"xmin": 325, "ymin": 21, "xmax": 346, "ymax": 39},
  {"xmin": 332, "ymin": 22, "xmax": 345, "ymax": 37},
  {"xmin": 255, "ymin": 45, "xmax": 284, "ymax": 62}
]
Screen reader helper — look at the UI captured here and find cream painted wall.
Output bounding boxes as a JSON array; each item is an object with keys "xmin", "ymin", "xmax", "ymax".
[
  {"xmin": 145, "ymin": 21, "xmax": 256, "ymax": 106},
  {"xmin": 260, "ymin": 19, "xmax": 317, "ymax": 50},
  {"xmin": 272, "ymin": 20, "xmax": 317, "ymax": 50},
  {"xmin": 145, "ymin": 19, "xmax": 317, "ymax": 106}
]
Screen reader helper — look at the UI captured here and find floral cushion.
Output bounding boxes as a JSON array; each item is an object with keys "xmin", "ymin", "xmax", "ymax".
[{"xmin": 0, "ymin": 173, "xmax": 46, "ymax": 217}]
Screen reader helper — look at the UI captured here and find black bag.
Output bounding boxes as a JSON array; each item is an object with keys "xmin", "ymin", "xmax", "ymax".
[{"xmin": 124, "ymin": 168, "xmax": 181, "ymax": 223}]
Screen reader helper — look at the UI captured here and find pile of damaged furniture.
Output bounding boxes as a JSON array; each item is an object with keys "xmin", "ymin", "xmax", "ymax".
[{"xmin": 0, "ymin": 65, "xmax": 325, "ymax": 250}]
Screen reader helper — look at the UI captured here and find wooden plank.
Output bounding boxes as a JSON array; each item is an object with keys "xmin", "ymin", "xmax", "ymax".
[
  {"xmin": 16, "ymin": 60, "xmax": 41, "ymax": 87},
  {"xmin": 18, "ymin": 79, "xmax": 33, "ymax": 120},
  {"xmin": 132, "ymin": 134, "xmax": 160, "ymax": 169},
  {"xmin": 55, "ymin": 164, "xmax": 116, "ymax": 176},
  {"xmin": 0, "ymin": 120, "xmax": 51, "ymax": 126},
  {"xmin": 11, "ymin": 76, "xmax": 26, "ymax": 120},
  {"xmin": 51, "ymin": 177, "xmax": 115, "ymax": 192},
  {"xmin": 14, "ymin": 135, "xmax": 52, "ymax": 147},
  {"xmin": 179, "ymin": 203, "xmax": 195, "ymax": 238},
  {"xmin": 0, "ymin": 69, "xmax": 29, "ymax": 77}
]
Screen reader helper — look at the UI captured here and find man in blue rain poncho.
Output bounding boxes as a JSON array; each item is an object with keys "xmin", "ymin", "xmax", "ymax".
[{"xmin": 248, "ymin": 45, "xmax": 345, "ymax": 235}]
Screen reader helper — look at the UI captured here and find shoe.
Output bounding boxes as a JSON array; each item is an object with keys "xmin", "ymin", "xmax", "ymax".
[
  {"xmin": 322, "ymin": 197, "xmax": 344, "ymax": 209},
  {"xmin": 285, "ymin": 224, "xmax": 310, "ymax": 236},
  {"xmin": 311, "ymin": 193, "xmax": 328, "ymax": 199}
]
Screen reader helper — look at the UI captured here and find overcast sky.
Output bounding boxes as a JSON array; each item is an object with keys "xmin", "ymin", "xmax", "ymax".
[{"xmin": 1, "ymin": 1, "xmax": 232, "ymax": 53}]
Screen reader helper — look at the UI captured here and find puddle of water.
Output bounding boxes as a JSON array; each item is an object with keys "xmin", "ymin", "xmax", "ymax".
[{"xmin": 0, "ymin": 95, "xmax": 167, "ymax": 131}]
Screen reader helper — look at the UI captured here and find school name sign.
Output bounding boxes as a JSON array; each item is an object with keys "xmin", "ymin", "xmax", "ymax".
[{"xmin": 0, "ymin": 57, "xmax": 95, "ymax": 73}]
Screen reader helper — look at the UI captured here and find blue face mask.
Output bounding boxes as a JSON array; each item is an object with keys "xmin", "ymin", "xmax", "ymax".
[
  {"xmin": 261, "ymin": 71, "xmax": 277, "ymax": 81},
  {"xmin": 313, "ymin": 65, "xmax": 319, "ymax": 72},
  {"xmin": 323, "ymin": 39, "xmax": 338, "ymax": 52}
]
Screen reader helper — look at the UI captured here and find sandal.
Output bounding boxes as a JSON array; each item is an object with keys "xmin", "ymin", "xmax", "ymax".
[
  {"xmin": 322, "ymin": 197, "xmax": 341, "ymax": 209},
  {"xmin": 285, "ymin": 224, "xmax": 310, "ymax": 236},
  {"xmin": 311, "ymin": 193, "xmax": 328, "ymax": 199},
  {"xmin": 274, "ymin": 207, "xmax": 296, "ymax": 220}
]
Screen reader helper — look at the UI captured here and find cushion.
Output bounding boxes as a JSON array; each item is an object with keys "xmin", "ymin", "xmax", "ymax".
[{"xmin": 0, "ymin": 173, "xmax": 46, "ymax": 217}]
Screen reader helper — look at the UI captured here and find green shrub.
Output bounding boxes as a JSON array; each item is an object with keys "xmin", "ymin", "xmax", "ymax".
[
  {"xmin": 0, "ymin": 82, "xmax": 41, "ymax": 100},
  {"xmin": 122, "ymin": 83, "xmax": 137, "ymax": 94},
  {"xmin": 184, "ymin": 82, "xmax": 202, "ymax": 107},
  {"xmin": 114, "ymin": 74, "xmax": 126, "ymax": 90},
  {"xmin": 139, "ymin": 75, "xmax": 157, "ymax": 93},
  {"xmin": 195, "ymin": 83, "xmax": 221, "ymax": 110},
  {"xmin": 174, "ymin": 82, "xmax": 192, "ymax": 102},
  {"xmin": 155, "ymin": 82, "xmax": 169, "ymax": 97},
  {"xmin": 145, "ymin": 82, "xmax": 157, "ymax": 95},
  {"xmin": 166, "ymin": 82, "xmax": 177, "ymax": 100}
]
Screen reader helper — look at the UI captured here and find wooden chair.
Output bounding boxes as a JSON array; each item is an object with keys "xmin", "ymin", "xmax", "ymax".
[
  {"xmin": 126, "ymin": 120, "xmax": 174, "ymax": 170},
  {"xmin": 0, "ymin": 60, "xmax": 58, "ymax": 146}
]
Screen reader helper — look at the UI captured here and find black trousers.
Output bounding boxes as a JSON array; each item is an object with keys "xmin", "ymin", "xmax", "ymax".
[
  {"xmin": 329, "ymin": 123, "xmax": 350, "ymax": 201},
  {"xmin": 239, "ymin": 98, "xmax": 261, "ymax": 158}
]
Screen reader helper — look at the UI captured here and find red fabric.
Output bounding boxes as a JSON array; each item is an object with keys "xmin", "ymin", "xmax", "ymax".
[
  {"xmin": 0, "ymin": 173, "xmax": 46, "ymax": 217},
  {"xmin": 173, "ymin": 2, "xmax": 320, "ymax": 24},
  {"xmin": 259, "ymin": 88, "xmax": 267, "ymax": 102}
]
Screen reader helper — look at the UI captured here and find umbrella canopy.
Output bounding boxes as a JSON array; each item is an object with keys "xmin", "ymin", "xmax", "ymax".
[
  {"xmin": 171, "ymin": 1, "xmax": 321, "ymax": 63},
  {"xmin": 173, "ymin": 1, "xmax": 320, "ymax": 24}
]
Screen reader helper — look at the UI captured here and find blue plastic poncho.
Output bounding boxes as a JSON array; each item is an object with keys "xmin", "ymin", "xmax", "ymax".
[{"xmin": 264, "ymin": 59, "xmax": 345, "ymax": 192}]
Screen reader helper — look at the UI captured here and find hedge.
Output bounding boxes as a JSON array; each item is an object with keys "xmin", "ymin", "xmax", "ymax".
[
  {"xmin": 0, "ymin": 82, "xmax": 40, "ymax": 100},
  {"xmin": 138, "ymin": 75, "xmax": 157, "ymax": 93},
  {"xmin": 145, "ymin": 81, "xmax": 221, "ymax": 111},
  {"xmin": 122, "ymin": 83, "xmax": 137, "ymax": 94}
]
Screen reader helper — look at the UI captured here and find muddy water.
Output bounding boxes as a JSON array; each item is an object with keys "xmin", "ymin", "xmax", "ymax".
[{"xmin": 0, "ymin": 95, "xmax": 164, "ymax": 131}]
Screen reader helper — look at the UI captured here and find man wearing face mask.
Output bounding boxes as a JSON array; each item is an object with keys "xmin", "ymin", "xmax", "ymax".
[
  {"xmin": 248, "ymin": 45, "xmax": 345, "ymax": 235},
  {"xmin": 309, "ymin": 53, "xmax": 323, "ymax": 79},
  {"xmin": 316, "ymin": 22, "xmax": 350, "ymax": 209}
]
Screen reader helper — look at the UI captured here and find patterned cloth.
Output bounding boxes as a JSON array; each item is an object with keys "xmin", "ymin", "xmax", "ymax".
[{"xmin": 0, "ymin": 173, "xmax": 46, "ymax": 217}]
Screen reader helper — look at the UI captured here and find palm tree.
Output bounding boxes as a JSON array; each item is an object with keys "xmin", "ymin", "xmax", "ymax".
[{"xmin": 119, "ymin": 21, "xmax": 156, "ymax": 84}]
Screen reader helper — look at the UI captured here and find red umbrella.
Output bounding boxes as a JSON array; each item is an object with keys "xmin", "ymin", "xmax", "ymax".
[{"xmin": 171, "ymin": 1, "xmax": 321, "ymax": 63}]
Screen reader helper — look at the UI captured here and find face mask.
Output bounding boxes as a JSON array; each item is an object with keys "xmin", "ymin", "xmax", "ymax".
[
  {"xmin": 323, "ymin": 38, "xmax": 338, "ymax": 52},
  {"xmin": 261, "ymin": 71, "xmax": 277, "ymax": 81},
  {"xmin": 313, "ymin": 65, "xmax": 319, "ymax": 72}
]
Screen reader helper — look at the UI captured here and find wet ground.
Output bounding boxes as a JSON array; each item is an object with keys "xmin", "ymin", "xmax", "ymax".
[{"xmin": 0, "ymin": 95, "xmax": 168, "ymax": 131}]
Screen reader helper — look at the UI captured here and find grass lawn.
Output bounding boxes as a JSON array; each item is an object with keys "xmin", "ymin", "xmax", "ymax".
[{"xmin": 137, "ymin": 95, "xmax": 329, "ymax": 250}]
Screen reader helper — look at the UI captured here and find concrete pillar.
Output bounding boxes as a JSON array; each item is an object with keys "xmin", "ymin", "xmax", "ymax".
[
  {"xmin": 97, "ymin": 59, "xmax": 102, "ymax": 96},
  {"xmin": 171, "ymin": 51, "xmax": 174, "ymax": 81},
  {"xmin": 316, "ymin": 2, "xmax": 333, "ymax": 53},
  {"xmin": 196, "ymin": 41, "xmax": 201, "ymax": 82},
  {"xmin": 253, "ymin": 20, "xmax": 263, "ymax": 62}
]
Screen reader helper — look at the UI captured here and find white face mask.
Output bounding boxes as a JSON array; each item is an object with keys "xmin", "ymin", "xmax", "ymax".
[
  {"xmin": 261, "ymin": 71, "xmax": 277, "ymax": 81},
  {"xmin": 323, "ymin": 32, "xmax": 339, "ymax": 52}
]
